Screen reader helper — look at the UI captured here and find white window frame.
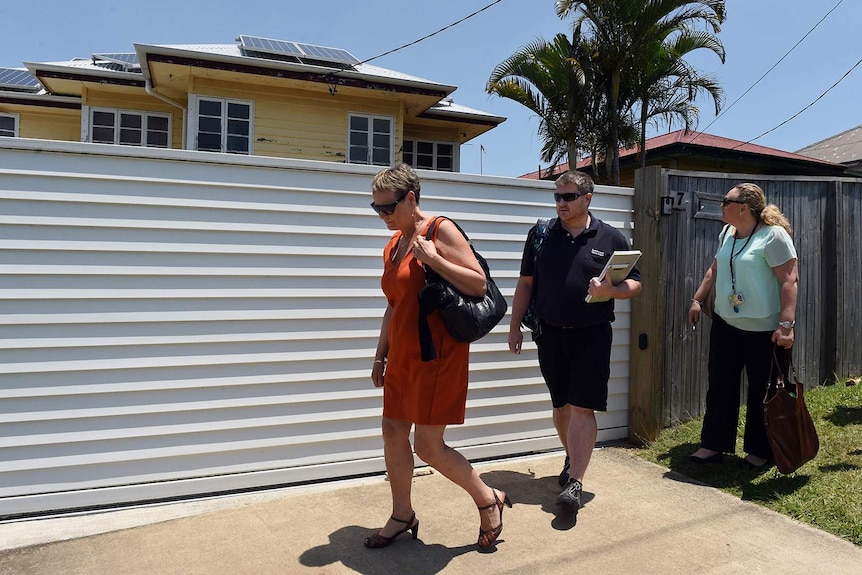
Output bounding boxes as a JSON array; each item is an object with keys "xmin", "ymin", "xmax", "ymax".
[
  {"xmin": 347, "ymin": 113, "xmax": 394, "ymax": 166},
  {"xmin": 402, "ymin": 138, "xmax": 458, "ymax": 172},
  {"xmin": 188, "ymin": 95, "xmax": 254, "ymax": 155},
  {"xmin": 81, "ymin": 107, "xmax": 172, "ymax": 148},
  {"xmin": 0, "ymin": 112, "xmax": 19, "ymax": 138}
]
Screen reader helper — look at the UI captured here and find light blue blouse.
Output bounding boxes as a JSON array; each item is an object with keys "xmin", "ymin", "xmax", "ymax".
[{"xmin": 714, "ymin": 224, "xmax": 797, "ymax": 332}]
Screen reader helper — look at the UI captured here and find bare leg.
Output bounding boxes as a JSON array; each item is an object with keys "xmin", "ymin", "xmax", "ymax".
[
  {"xmin": 564, "ymin": 405, "xmax": 597, "ymax": 482},
  {"xmin": 413, "ymin": 424, "xmax": 501, "ymax": 533},
  {"xmin": 376, "ymin": 416, "xmax": 417, "ymax": 538},
  {"xmin": 552, "ymin": 406, "xmax": 570, "ymax": 453}
]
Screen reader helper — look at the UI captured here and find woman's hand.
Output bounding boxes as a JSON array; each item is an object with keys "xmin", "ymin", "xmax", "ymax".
[
  {"xmin": 772, "ymin": 326, "xmax": 795, "ymax": 349},
  {"xmin": 689, "ymin": 300, "xmax": 702, "ymax": 325},
  {"xmin": 371, "ymin": 360, "xmax": 386, "ymax": 387},
  {"xmin": 411, "ymin": 235, "xmax": 438, "ymax": 265}
]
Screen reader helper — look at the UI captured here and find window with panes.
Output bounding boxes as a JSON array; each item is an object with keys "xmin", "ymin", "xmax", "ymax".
[
  {"xmin": 402, "ymin": 140, "xmax": 454, "ymax": 171},
  {"xmin": 1, "ymin": 113, "xmax": 19, "ymax": 137},
  {"xmin": 348, "ymin": 114, "xmax": 393, "ymax": 166},
  {"xmin": 89, "ymin": 108, "xmax": 170, "ymax": 147},
  {"xmin": 194, "ymin": 97, "xmax": 252, "ymax": 154}
]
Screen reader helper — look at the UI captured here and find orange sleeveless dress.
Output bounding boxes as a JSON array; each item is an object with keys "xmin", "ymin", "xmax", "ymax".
[{"xmin": 380, "ymin": 218, "xmax": 470, "ymax": 425}]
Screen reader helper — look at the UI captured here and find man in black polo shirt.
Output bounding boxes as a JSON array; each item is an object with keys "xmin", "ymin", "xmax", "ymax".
[{"xmin": 508, "ymin": 170, "xmax": 641, "ymax": 516}]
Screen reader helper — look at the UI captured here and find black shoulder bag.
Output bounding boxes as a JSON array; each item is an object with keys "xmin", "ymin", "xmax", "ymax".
[{"xmin": 417, "ymin": 216, "xmax": 508, "ymax": 361}]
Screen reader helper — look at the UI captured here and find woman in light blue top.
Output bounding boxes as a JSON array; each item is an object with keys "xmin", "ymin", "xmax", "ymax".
[{"xmin": 687, "ymin": 183, "xmax": 798, "ymax": 469}]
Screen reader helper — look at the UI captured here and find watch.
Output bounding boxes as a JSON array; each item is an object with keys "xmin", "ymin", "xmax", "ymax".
[{"xmin": 778, "ymin": 320, "xmax": 795, "ymax": 329}]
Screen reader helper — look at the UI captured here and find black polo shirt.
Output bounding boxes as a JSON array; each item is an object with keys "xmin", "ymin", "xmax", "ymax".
[{"xmin": 519, "ymin": 213, "xmax": 640, "ymax": 328}]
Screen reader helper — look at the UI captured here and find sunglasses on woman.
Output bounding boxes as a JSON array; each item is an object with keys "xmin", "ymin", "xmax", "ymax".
[
  {"xmin": 554, "ymin": 191, "xmax": 588, "ymax": 203},
  {"xmin": 370, "ymin": 192, "xmax": 409, "ymax": 215},
  {"xmin": 721, "ymin": 197, "xmax": 746, "ymax": 207}
]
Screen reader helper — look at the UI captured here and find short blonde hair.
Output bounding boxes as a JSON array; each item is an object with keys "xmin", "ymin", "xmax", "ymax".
[{"xmin": 371, "ymin": 163, "xmax": 421, "ymax": 202}]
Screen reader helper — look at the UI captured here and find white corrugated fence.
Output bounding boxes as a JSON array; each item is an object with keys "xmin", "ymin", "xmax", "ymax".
[{"xmin": 0, "ymin": 138, "xmax": 635, "ymax": 518}]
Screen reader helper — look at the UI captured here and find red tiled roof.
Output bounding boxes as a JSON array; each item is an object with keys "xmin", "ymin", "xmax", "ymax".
[{"xmin": 519, "ymin": 129, "xmax": 840, "ymax": 178}]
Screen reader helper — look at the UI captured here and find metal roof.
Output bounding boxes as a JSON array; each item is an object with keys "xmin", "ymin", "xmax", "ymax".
[
  {"xmin": 520, "ymin": 129, "xmax": 843, "ymax": 179},
  {"xmin": 796, "ymin": 125, "xmax": 862, "ymax": 166}
]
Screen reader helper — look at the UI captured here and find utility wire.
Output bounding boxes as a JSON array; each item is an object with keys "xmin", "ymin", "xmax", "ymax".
[
  {"xmin": 357, "ymin": 0, "xmax": 505, "ymax": 65},
  {"xmin": 687, "ymin": 0, "xmax": 844, "ymax": 145},
  {"xmin": 731, "ymin": 54, "xmax": 862, "ymax": 149}
]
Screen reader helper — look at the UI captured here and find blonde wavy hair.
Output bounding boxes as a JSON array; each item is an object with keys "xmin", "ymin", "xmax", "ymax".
[{"xmin": 733, "ymin": 183, "xmax": 792, "ymax": 234}]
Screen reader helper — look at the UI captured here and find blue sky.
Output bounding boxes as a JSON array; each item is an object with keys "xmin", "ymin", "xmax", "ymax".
[{"xmin": 1, "ymin": 0, "xmax": 858, "ymax": 178}]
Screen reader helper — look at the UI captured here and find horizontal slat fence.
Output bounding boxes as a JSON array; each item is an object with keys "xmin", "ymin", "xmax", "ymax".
[{"xmin": 0, "ymin": 139, "xmax": 636, "ymax": 518}]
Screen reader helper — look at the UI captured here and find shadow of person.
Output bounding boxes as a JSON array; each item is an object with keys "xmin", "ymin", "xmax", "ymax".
[
  {"xmin": 478, "ymin": 466, "xmax": 594, "ymax": 532},
  {"xmin": 299, "ymin": 525, "xmax": 473, "ymax": 575}
]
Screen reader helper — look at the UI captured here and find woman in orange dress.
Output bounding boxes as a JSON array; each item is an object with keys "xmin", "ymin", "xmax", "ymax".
[{"xmin": 366, "ymin": 163, "xmax": 511, "ymax": 551}]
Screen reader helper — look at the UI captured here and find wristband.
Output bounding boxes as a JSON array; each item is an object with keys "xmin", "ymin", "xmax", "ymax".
[
  {"xmin": 373, "ymin": 359, "xmax": 386, "ymax": 364},
  {"xmin": 691, "ymin": 299, "xmax": 702, "ymax": 306}
]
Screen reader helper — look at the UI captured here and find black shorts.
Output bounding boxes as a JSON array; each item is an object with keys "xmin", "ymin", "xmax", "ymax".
[{"xmin": 535, "ymin": 323, "xmax": 612, "ymax": 411}]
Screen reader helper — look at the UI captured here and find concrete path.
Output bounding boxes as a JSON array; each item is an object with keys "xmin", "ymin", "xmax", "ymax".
[{"xmin": 1, "ymin": 448, "xmax": 859, "ymax": 574}]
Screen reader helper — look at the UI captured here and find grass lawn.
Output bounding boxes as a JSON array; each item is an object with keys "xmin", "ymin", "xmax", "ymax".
[{"xmin": 628, "ymin": 379, "xmax": 862, "ymax": 546}]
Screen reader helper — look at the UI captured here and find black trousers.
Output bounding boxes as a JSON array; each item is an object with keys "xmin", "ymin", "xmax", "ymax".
[{"xmin": 700, "ymin": 314, "xmax": 790, "ymax": 458}]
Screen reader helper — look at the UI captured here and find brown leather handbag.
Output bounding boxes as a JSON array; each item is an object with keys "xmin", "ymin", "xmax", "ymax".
[{"xmin": 763, "ymin": 349, "xmax": 820, "ymax": 474}]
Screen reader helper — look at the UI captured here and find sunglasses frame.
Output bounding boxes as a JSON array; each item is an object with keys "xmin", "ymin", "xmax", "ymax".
[
  {"xmin": 371, "ymin": 191, "xmax": 409, "ymax": 215},
  {"xmin": 721, "ymin": 197, "xmax": 746, "ymax": 207},
  {"xmin": 554, "ymin": 191, "xmax": 588, "ymax": 203}
]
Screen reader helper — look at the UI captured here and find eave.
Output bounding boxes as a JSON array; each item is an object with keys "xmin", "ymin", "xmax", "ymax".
[{"xmin": 136, "ymin": 44, "xmax": 454, "ymax": 99}]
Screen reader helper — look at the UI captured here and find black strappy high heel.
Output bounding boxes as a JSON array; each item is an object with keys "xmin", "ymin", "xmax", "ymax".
[
  {"xmin": 364, "ymin": 511, "xmax": 419, "ymax": 549},
  {"xmin": 477, "ymin": 489, "xmax": 512, "ymax": 549}
]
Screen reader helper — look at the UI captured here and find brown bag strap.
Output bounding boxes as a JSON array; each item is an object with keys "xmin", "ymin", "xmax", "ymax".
[
  {"xmin": 765, "ymin": 345, "xmax": 800, "ymax": 403},
  {"xmin": 765, "ymin": 346, "xmax": 786, "ymax": 403}
]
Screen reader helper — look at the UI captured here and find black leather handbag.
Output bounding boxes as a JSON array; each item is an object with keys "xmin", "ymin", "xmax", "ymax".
[{"xmin": 418, "ymin": 217, "xmax": 507, "ymax": 360}]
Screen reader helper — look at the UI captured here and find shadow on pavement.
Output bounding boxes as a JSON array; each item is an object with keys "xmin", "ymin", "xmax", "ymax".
[{"xmin": 299, "ymin": 525, "xmax": 475, "ymax": 575}]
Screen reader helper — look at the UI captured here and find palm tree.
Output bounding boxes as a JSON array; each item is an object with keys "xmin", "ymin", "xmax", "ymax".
[
  {"xmin": 555, "ymin": 0, "xmax": 726, "ymax": 184},
  {"xmin": 486, "ymin": 30, "xmax": 600, "ymax": 172},
  {"xmin": 634, "ymin": 35, "xmax": 724, "ymax": 168}
]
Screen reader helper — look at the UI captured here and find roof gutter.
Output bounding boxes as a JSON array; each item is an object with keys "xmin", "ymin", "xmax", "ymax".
[{"xmin": 144, "ymin": 79, "xmax": 187, "ymax": 149}]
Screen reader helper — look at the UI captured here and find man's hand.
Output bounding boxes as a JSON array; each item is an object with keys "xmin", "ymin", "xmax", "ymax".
[
  {"xmin": 508, "ymin": 329, "xmax": 523, "ymax": 354},
  {"xmin": 587, "ymin": 275, "xmax": 614, "ymax": 300}
]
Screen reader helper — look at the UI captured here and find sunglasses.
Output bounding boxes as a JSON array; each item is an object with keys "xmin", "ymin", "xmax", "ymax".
[
  {"xmin": 370, "ymin": 191, "xmax": 409, "ymax": 215},
  {"xmin": 721, "ymin": 197, "xmax": 746, "ymax": 207},
  {"xmin": 554, "ymin": 191, "xmax": 588, "ymax": 203}
]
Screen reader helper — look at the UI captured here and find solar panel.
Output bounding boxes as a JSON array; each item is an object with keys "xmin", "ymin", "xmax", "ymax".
[
  {"xmin": 237, "ymin": 35, "xmax": 359, "ymax": 67},
  {"xmin": 238, "ymin": 35, "xmax": 304, "ymax": 57},
  {"xmin": 294, "ymin": 42, "xmax": 360, "ymax": 65},
  {"xmin": 0, "ymin": 67, "xmax": 41, "ymax": 91},
  {"xmin": 93, "ymin": 53, "xmax": 140, "ymax": 67}
]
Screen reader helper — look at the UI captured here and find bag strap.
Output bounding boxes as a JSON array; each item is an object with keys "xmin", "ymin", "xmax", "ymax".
[
  {"xmin": 765, "ymin": 345, "xmax": 797, "ymax": 402},
  {"xmin": 418, "ymin": 216, "xmax": 476, "ymax": 363},
  {"xmin": 425, "ymin": 215, "xmax": 472, "ymax": 247},
  {"xmin": 532, "ymin": 218, "xmax": 554, "ymax": 265}
]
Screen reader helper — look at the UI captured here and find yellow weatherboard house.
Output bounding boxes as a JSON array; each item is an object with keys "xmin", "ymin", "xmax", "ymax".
[{"xmin": 0, "ymin": 35, "xmax": 504, "ymax": 171}]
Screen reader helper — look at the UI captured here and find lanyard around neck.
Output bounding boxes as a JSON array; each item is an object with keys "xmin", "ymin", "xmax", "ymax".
[{"xmin": 729, "ymin": 225, "xmax": 757, "ymax": 292}]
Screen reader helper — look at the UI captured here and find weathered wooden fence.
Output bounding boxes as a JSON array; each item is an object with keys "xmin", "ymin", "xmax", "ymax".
[{"xmin": 630, "ymin": 166, "xmax": 862, "ymax": 442}]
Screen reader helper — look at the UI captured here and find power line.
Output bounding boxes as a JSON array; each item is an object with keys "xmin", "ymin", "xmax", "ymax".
[
  {"xmin": 358, "ymin": 0, "xmax": 505, "ymax": 66},
  {"xmin": 731, "ymin": 54, "xmax": 862, "ymax": 149},
  {"xmin": 687, "ymin": 0, "xmax": 844, "ymax": 145}
]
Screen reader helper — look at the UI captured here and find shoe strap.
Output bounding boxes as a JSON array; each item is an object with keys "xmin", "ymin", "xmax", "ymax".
[
  {"xmin": 389, "ymin": 511, "xmax": 415, "ymax": 525},
  {"xmin": 477, "ymin": 489, "xmax": 502, "ymax": 511}
]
